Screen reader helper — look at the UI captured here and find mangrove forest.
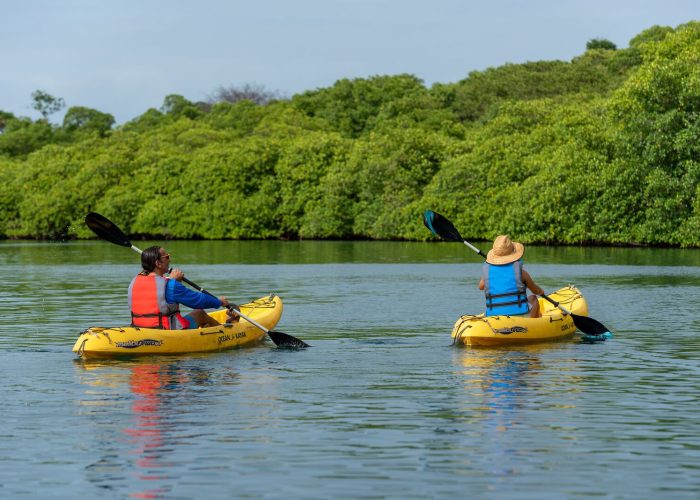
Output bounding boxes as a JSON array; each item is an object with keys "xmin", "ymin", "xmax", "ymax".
[{"xmin": 1, "ymin": 22, "xmax": 699, "ymax": 247}]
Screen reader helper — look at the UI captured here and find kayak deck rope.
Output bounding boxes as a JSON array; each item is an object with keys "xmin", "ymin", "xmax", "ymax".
[
  {"xmin": 551, "ymin": 285, "xmax": 580, "ymax": 307},
  {"xmin": 452, "ymin": 315, "xmax": 486, "ymax": 345},
  {"xmin": 77, "ymin": 338, "xmax": 88, "ymax": 356}
]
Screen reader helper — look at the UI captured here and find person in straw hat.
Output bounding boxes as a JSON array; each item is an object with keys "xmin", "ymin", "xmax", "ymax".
[{"xmin": 478, "ymin": 235, "xmax": 544, "ymax": 318}]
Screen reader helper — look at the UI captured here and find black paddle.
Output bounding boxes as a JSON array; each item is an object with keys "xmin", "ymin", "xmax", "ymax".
[
  {"xmin": 422, "ymin": 209, "xmax": 612, "ymax": 338},
  {"xmin": 85, "ymin": 212, "xmax": 309, "ymax": 348}
]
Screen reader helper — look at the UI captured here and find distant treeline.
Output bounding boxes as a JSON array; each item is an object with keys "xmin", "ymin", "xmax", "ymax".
[{"xmin": 1, "ymin": 23, "xmax": 699, "ymax": 246}]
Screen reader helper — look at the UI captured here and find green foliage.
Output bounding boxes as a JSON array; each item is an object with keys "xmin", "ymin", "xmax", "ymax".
[
  {"xmin": 160, "ymin": 94, "xmax": 204, "ymax": 120},
  {"xmin": 434, "ymin": 51, "xmax": 635, "ymax": 124},
  {"xmin": 274, "ymin": 133, "xmax": 350, "ymax": 237},
  {"xmin": 0, "ymin": 157, "xmax": 22, "ymax": 235},
  {"xmin": 606, "ymin": 22, "xmax": 700, "ymax": 244},
  {"xmin": 291, "ymin": 74, "xmax": 427, "ymax": 137},
  {"xmin": 422, "ymin": 97, "xmax": 616, "ymax": 244},
  {"xmin": 204, "ymin": 100, "xmax": 270, "ymax": 135},
  {"xmin": 63, "ymin": 106, "xmax": 115, "ymax": 137},
  {"xmin": 605, "ymin": 47, "xmax": 643, "ymax": 75},
  {"xmin": 121, "ymin": 108, "xmax": 166, "ymax": 133},
  {"xmin": 586, "ymin": 38, "xmax": 617, "ymax": 50},
  {"xmin": 629, "ymin": 25, "xmax": 674, "ymax": 49},
  {"xmin": 0, "ymin": 111, "xmax": 16, "ymax": 132},
  {"xmin": 3, "ymin": 22, "xmax": 700, "ymax": 247},
  {"xmin": 349, "ymin": 128, "xmax": 458, "ymax": 239},
  {"xmin": 31, "ymin": 90, "xmax": 65, "ymax": 119},
  {"xmin": 0, "ymin": 117, "xmax": 56, "ymax": 157}
]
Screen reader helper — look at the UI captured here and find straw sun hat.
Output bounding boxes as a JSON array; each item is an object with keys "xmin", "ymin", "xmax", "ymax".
[{"xmin": 486, "ymin": 235, "xmax": 524, "ymax": 265}]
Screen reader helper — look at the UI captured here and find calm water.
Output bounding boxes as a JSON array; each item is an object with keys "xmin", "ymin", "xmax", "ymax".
[{"xmin": 2, "ymin": 240, "xmax": 700, "ymax": 499}]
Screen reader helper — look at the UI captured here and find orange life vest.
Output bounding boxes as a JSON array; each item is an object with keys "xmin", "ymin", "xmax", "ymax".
[{"xmin": 128, "ymin": 274, "xmax": 187, "ymax": 329}]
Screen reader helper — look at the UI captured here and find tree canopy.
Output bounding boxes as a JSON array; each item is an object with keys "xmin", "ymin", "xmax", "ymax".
[{"xmin": 1, "ymin": 22, "xmax": 698, "ymax": 247}]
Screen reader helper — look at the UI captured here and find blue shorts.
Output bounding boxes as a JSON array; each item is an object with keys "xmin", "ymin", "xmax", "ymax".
[{"xmin": 181, "ymin": 314, "xmax": 196, "ymax": 329}]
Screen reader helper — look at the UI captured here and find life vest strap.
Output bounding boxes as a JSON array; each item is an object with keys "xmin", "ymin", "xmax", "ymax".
[
  {"xmin": 487, "ymin": 291, "xmax": 525, "ymax": 299},
  {"xmin": 486, "ymin": 291, "xmax": 527, "ymax": 308},
  {"xmin": 131, "ymin": 312, "xmax": 164, "ymax": 329}
]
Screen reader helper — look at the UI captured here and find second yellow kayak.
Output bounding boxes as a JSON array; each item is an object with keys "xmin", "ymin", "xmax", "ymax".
[{"xmin": 451, "ymin": 286, "xmax": 588, "ymax": 347}]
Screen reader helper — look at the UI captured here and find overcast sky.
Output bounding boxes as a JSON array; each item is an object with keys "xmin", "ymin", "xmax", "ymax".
[{"xmin": 2, "ymin": 0, "xmax": 697, "ymax": 124}]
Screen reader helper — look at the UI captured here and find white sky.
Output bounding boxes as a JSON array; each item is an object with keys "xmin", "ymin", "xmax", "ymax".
[{"xmin": 1, "ymin": 0, "xmax": 697, "ymax": 124}]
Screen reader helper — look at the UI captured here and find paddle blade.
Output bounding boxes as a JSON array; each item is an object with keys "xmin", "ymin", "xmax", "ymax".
[
  {"xmin": 570, "ymin": 313, "xmax": 612, "ymax": 337},
  {"xmin": 85, "ymin": 212, "xmax": 132, "ymax": 248},
  {"xmin": 268, "ymin": 330, "xmax": 310, "ymax": 348},
  {"xmin": 580, "ymin": 332, "xmax": 613, "ymax": 343},
  {"xmin": 422, "ymin": 210, "xmax": 464, "ymax": 242}
]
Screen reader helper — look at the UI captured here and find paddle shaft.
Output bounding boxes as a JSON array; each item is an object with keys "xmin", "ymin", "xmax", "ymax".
[
  {"xmin": 540, "ymin": 294, "xmax": 572, "ymax": 314},
  {"xmin": 462, "ymin": 240, "xmax": 486, "ymax": 258}
]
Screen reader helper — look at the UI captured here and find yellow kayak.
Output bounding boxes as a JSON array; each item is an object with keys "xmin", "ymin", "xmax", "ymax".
[
  {"xmin": 451, "ymin": 286, "xmax": 588, "ymax": 347},
  {"xmin": 73, "ymin": 294, "xmax": 283, "ymax": 358}
]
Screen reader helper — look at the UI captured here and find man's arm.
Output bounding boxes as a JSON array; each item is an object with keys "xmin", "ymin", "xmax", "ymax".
[
  {"xmin": 166, "ymin": 279, "xmax": 222, "ymax": 309},
  {"xmin": 522, "ymin": 270, "xmax": 544, "ymax": 295}
]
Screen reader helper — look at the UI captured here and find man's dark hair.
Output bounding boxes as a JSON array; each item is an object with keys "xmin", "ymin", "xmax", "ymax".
[{"xmin": 140, "ymin": 246, "xmax": 162, "ymax": 273}]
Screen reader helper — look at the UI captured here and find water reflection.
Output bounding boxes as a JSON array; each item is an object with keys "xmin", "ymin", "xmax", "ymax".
[
  {"xmin": 459, "ymin": 345, "xmax": 584, "ymax": 401},
  {"xmin": 74, "ymin": 358, "xmax": 234, "ymax": 498},
  {"xmin": 125, "ymin": 364, "xmax": 176, "ymax": 499},
  {"xmin": 451, "ymin": 346, "xmax": 585, "ymax": 478},
  {"xmin": 455, "ymin": 349, "xmax": 536, "ymax": 422},
  {"xmin": 4, "ymin": 240, "xmax": 699, "ymax": 267}
]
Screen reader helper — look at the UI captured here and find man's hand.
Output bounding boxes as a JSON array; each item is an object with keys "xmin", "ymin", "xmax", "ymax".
[
  {"xmin": 169, "ymin": 268, "xmax": 184, "ymax": 281},
  {"xmin": 220, "ymin": 298, "xmax": 241, "ymax": 323}
]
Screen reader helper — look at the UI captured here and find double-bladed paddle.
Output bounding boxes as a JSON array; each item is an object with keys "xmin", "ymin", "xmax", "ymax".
[
  {"xmin": 85, "ymin": 212, "xmax": 309, "ymax": 348},
  {"xmin": 422, "ymin": 209, "xmax": 612, "ymax": 338}
]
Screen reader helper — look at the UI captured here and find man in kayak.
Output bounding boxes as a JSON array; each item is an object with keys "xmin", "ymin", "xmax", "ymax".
[
  {"xmin": 478, "ymin": 235, "xmax": 544, "ymax": 318},
  {"xmin": 129, "ymin": 246, "xmax": 238, "ymax": 329}
]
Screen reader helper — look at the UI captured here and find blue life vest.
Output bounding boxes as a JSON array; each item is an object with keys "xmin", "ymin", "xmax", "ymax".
[{"xmin": 482, "ymin": 260, "xmax": 529, "ymax": 316}]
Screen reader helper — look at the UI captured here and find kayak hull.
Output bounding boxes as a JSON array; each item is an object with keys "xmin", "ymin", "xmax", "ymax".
[
  {"xmin": 451, "ymin": 286, "xmax": 588, "ymax": 347},
  {"xmin": 72, "ymin": 294, "xmax": 282, "ymax": 358}
]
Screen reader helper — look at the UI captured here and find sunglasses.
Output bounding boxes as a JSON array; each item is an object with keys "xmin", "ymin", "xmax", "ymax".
[{"xmin": 158, "ymin": 253, "xmax": 171, "ymax": 260}]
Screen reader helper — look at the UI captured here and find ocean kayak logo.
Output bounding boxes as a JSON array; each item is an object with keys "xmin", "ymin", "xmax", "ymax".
[
  {"xmin": 116, "ymin": 339, "xmax": 163, "ymax": 348},
  {"xmin": 495, "ymin": 326, "xmax": 528, "ymax": 335}
]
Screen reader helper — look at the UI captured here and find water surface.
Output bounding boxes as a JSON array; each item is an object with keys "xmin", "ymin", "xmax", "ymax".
[{"xmin": 1, "ymin": 241, "xmax": 699, "ymax": 498}]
